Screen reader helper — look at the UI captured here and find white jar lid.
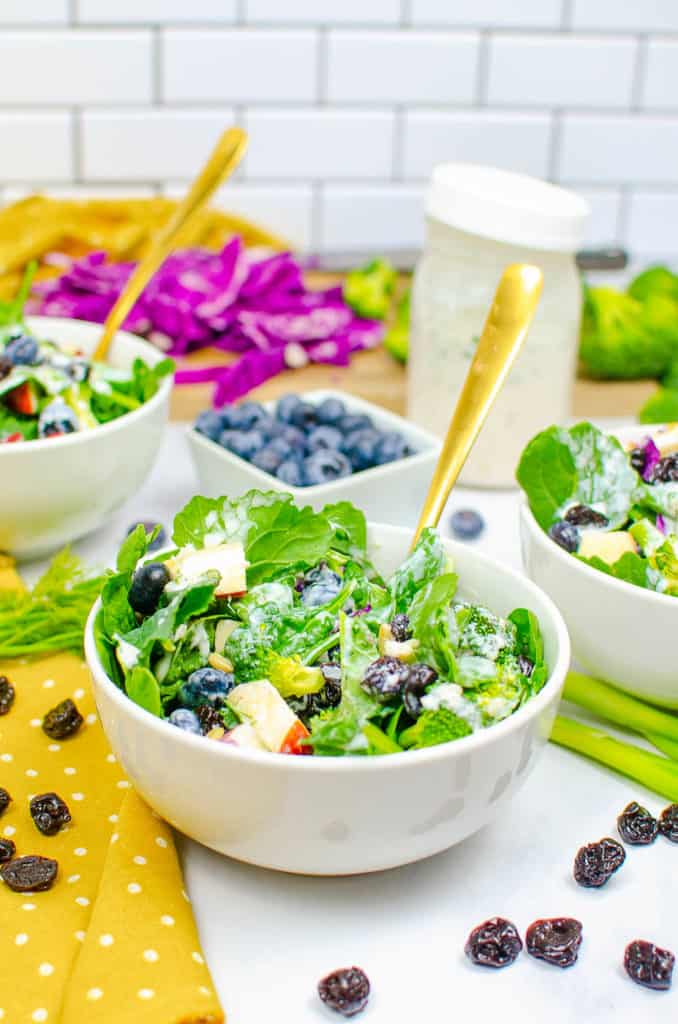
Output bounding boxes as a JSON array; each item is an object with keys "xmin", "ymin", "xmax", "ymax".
[{"xmin": 426, "ymin": 163, "xmax": 589, "ymax": 252}]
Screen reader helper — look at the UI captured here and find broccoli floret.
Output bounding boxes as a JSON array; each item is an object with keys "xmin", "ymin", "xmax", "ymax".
[
  {"xmin": 579, "ymin": 286, "xmax": 676, "ymax": 379},
  {"xmin": 399, "ymin": 708, "xmax": 472, "ymax": 749},
  {"xmin": 383, "ymin": 289, "xmax": 410, "ymax": 363},
  {"xmin": 343, "ymin": 258, "xmax": 397, "ymax": 320}
]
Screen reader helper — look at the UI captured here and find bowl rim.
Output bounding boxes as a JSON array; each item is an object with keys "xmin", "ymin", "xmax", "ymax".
[
  {"xmin": 85, "ymin": 524, "xmax": 571, "ymax": 774},
  {"xmin": 187, "ymin": 387, "xmax": 442, "ymax": 497},
  {"xmin": 0, "ymin": 315, "xmax": 173, "ymax": 454},
  {"xmin": 519, "ymin": 421, "xmax": 678, "ymax": 609}
]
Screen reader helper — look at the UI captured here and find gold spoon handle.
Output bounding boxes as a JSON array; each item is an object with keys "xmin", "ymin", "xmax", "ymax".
[
  {"xmin": 411, "ymin": 262, "xmax": 543, "ymax": 548},
  {"xmin": 93, "ymin": 126, "xmax": 248, "ymax": 362}
]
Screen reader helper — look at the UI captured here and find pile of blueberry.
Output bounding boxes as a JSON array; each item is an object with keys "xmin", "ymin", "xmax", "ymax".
[{"xmin": 194, "ymin": 394, "xmax": 415, "ymax": 487}]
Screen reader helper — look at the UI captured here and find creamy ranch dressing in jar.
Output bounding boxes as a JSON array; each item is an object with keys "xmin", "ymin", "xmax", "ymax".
[{"xmin": 408, "ymin": 164, "xmax": 589, "ymax": 487}]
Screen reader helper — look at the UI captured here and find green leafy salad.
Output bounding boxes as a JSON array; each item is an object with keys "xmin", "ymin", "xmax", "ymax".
[
  {"xmin": 0, "ymin": 265, "xmax": 173, "ymax": 444},
  {"xmin": 95, "ymin": 491, "xmax": 548, "ymax": 757},
  {"xmin": 518, "ymin": 421, "xmax": 678, "ymax": 597}
]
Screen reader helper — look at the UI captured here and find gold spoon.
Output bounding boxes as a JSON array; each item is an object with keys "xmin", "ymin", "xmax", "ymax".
[
  {"xmin": 411, "ymin": 262, "xmax": 543, "ymax": 548},
  {"xmin": 92, "ymin": 126, "xmax": 248, "ymax": 363}
]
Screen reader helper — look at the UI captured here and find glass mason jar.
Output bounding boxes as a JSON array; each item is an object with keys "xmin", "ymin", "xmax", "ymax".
[{"xmin": 408, "ymin": 165, "xmax": 589, "ymax": 488}]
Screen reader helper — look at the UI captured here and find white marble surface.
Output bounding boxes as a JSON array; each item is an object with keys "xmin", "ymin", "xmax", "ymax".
[{"xmin": 38, "ymin": 424, "xmax": 678, "ymax": 1024}]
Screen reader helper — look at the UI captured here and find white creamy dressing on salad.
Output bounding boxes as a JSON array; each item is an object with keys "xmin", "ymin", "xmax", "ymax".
[
  {"xmin": 421, "ymin": 683, "xmax": 482, "ymax": 730},
  {"xmin": 114, "ymin": 635, "xmax": 140, "ymax": 670},
  {"xmin": 189, "ymin": 622, "xmax": 211, "ymax": 660}
]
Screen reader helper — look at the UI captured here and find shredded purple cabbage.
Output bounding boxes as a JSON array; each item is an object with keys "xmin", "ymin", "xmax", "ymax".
[
  {"xmin": 641, "ymin": 437, "xmax": 661, "ymax": 482},
  {"xmin": 31, "ymin": 240, "xmax": 384, "ymax": 403}
]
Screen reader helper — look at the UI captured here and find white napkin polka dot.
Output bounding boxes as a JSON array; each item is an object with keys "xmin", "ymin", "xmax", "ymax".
[
  {"xmin": 38, "ymin": 963, "xmax": 54, "ymax": 977},
  {"xmin": 3, "ymin": 826, "xmax": 16, "ymax": 837},
  {"xmin": 22, "ymin": 903, "xmax": 36, "ymax": 911},
  {"xmin": 71, "ymin": 793, "xmax": 84, "ymax": 801},
  {"xmin": 192, "ymin": 952, "xmax": 204, "ymax": 965},
  {"xmin": 64, "ymin": 767, "xmax": 76, "ymax": 775},
  {"xmin": 127, "ymin": 882, "xmax": 142, "ymax": 895},
  {"xmin": 47, "ymin": 744, "xmax": 60, "ymax": 752},
  {"xmin": 74, "ymin": 931, "xmax": 86, "ymax": 942},
  {"xmin": 73, "ymin": 847, "xmax": 87, "ymax": 857},
  {"xmin": 99, "ymin": 934, "xmax": 114, "ymax": 947},
  {"xmin": 42, "ymin": 679, "xmax": 55, "ymax": 689},
  {"xmin": 161, "ymin": 915, "xmax": 175, "ymax": 927},
  {"xmin": 15, "ymin": 933, "xmax": 29, "ymax": 946},
  {"xmin": 138, "ymin": 989, "xmax": 155, "ymax": 1000},
  {"xmin": 67, "ymin": 874, "xmax": 80, "ymax": 884},
  {"xmin": 31, "ymin": 1010, "xmax": 47, "ymax": 1022},
  {"xmin": 133, "ymin": 855, "xmax": 146, "ymax": 865},
  {"xmin": 86, "ymin": 988, "xmax": 103, "ymax": 1001},
  {"xmin": 25, "ymin": 769, "xmax": 38, "ymax": 777},
  {"xmin": 155, "ymin": 836, "xmax": 168, "ymax": 848},
  {"xmin": 75, "ymin": 897, "xmax": 90, "ymax": 907},
  {"xmin": 143, "ymin": 949, "xmax": 159, "ymax": 963}
]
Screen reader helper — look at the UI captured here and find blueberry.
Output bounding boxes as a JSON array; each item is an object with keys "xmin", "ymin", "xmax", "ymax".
[
  {"xmin": 450, "ymin": 508, "xmax": 485, "ymax": 541},
  {"xmin": 195, "ymin": 409, "xmax": 224, "ymax": 442},
  {"xmin": 548, "ymin": 520, "xmax": 579, "ymax": 553},
  {"xmin": 279, "ymin": 424, "xmax": 307, "ymax": 450},
  {"xmin": 307, "ymin": 425, "xmax": 342, "ymax": 452},
  {"xmin": 251, "ymin": 444, "xmax": 287, "ymax": 475},
  {"xmin": 374, "ymin": 431, "xmax": 411, "ymax": 465},
  {"xmin": 219, "ymin": 429, "xmax": 267, "ymax": 461},
  {"xmin": 128, "ymin": 562, "xmax": 171, "ymax": 616},
  {"xmin": 38, "ymin": 399, "xmax": 78, "ymax": 439},
  {"xmin": 303, "ymin": 449, "xmax": 352, "ymax": 486},
  {"xmin": 5, "ymin": 335, "xmax": 40, "ymax": 366},
  {"xmin": 126, "ymin": 520, "xmax": 167, "ymax": 552},
  {"xmin": 168, "ymin": 708, "xmax": 202, "ymax": 735},
  {"xmin": 179, "ymin": 667, "xmax": 235, "ymax": 708},
  {"xmin": 227, "ymin": 401, "xmax": 270, "ymax": 431},
  {"xmin": 339, "ymin": 413, "xmax": 373, "ymax": 434},
  {"xmin": 276, "ymin": 458, "xmax": 305, "ymax": 487},
  {"xmin": 343, "ymin": 428, "xmax": 381, "ymax": 471},
  {"xmin": 300, "ymin": 566, "xmax": 342, "ymax": 607},
  {"xmin": 316, "ymin": 397, "xmax": 346, "ymax": 425},
  {"xmin": 289, "ymin": 401, "xmax": 317, "ymax": 430},
  {"xmin": 276, "ymin": 393, "xmax": 304, "ymax": 424}
]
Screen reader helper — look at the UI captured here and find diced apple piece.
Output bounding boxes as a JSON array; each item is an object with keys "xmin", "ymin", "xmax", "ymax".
[
  {"xmin": 7, "ymin": 381, "xmax": 38, "ymax": 416},
  {"xmin": 227, "ymin": 679, "xmax": 310, "ymax": 754},
  {"xmin": 219, "ymin": 722, "xmax": 267, "ymax": 751},
  {"xmin": 167, "ymin": 541, "xmax": 248, "ymax": 597},
  {"xmin": 215, "ymin": 618, "xmax": 239, "ymax": 653},
  {"xmin": 578, "ymin": 530, "xmax": 637, "ymax": 564},
  {"xmin": 655, "ymin": 424, "xmax": 678, "ymax": 455},
  {"xmin": 378, "ymin": 623, "xmax": 420, "ymax": 662}
]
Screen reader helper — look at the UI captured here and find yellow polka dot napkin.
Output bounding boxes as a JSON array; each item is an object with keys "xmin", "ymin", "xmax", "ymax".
[{"xmin": 0, "ymin": 562, "xmax": 224, "ymax": 1024}]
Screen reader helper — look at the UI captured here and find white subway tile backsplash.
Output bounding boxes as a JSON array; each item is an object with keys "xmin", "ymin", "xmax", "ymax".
[
  {"xmin": 243, "ymin": 109, "xmax": 394, "ymax": 179},
  {"xmin": 3, "ymin": 184, "xmax": 158, "ymax": 204},
  {"xmin": 574, "ymin": 188, "xmax": 623, "ymax": 245},
  {"xmin": 0, "ymin": 1, "xmax": 68, "ymax": 23},
  {"xmin": 487, "ymin": 35, "xmax": 635, "ymax": 109},
  {"xmin": 163, "ymin": 30, "xmax": 317, "ymax": 103},
  {"xmin": 78, "ymin": 0, "xmax": 236, "ymax": 22},
  {"xmin": 327, "ymin": 31, "xmax": 479, "ymax": 104},
  {"xmin": 0, "ymin": 31, "xmax": 152, "ymax": 105},
  {"xmin": 559, "ymin": 115, "xmax": 678, "ymax": 184},
  {"xmin": 0, "ymin": 113, "xmax": 72, "ymax": 181},
  {"xmin": 245, "ymin": 0, "xmax": 400, "ymax": 24},
  {"xmin": 82, "ymin": 110, "xmax": 235, "ymax": 180},
  {"xmin": 403, "ymin": 111, "xmax": 551, "ymax": 180},
  {"xmin": 571, "ymin": 0, "xmax": 678, "ymax": 32},
  {"xmin": 164, "ymin": 181, "xmax": 314, "ymax": 248},
  {"xmin": 411, "ymin": 0, "xmax": 563, "ymax": 28},
  {"xmin": 642, "ymin": 41, "xmax": 678, "ymax": 111},
  {"xmin": 627, "ymin": 191, "xmax": 678, "ymax": 253},
  {"xmin": 319, "ymin": 185, "xmax": 425, "ymax": 250}
]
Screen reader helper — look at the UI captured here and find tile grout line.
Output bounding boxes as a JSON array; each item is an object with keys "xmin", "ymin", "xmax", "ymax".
[
  {"xmin": 547, "ymin": 109, "xmax": 562, "ymax": 183},
  {"xmin": 316, "ymin": 26, "xmax": 328, "ymax": 105},
  {"xmin": 71, "ymin": 107, "xmax": 82, "ymax": 183},
  {"xmin": 475, "ymin": 29, "xmax": 490, "ymax": 106},
  {"xmin": 152, "ymin": 26, "xmax": 163, "ymax": 106},
  {"xmin": 392, "ymin": 106, "xmax": 405, "ymax": 181},
  {"xmin": 630, "ymin": 35, "xmax": 649, "ymax": 111},
  {"xmin": 560, "ymin": 0, "xmax": 574, "ymax": 31}
]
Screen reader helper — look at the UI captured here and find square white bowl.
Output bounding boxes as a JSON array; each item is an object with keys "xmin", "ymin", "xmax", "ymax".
[{"xmin": 187, "ymin": 389, "xmax": 441, "ymax": 527}]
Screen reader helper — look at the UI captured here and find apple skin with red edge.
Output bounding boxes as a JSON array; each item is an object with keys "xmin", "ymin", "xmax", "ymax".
[
  {"xmin": 227, "ymin": 680, "xmax": 311, "ymax": 755},
  {"xmin": 219, "ymin": 722, "xmax": 267, "ymax": 751},
  {"xmin": 6, "ymin": 382, "xmax": 38, "ymax": 416}
]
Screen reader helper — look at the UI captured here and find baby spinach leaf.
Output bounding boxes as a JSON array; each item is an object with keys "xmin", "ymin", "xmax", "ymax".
[
  {"xmin": 121, "ymin": 576, "xmax": 218, "ymax": 667},
  {"xmin": 508, "ymin": 608, "xmax": 544, "ymax": 667},
  {"xmin": 126, "ymin": 665, "xmax": 163, "ymax": 717},
  {"xmin": 116, "ymin": 523, "xmax": 150, "ymax": 574},
  {"xmin": 578, "ymin": 551, "xmax": 654, "ymax": 590},
  {"xmin": 517, "ymin": 422, "xmax": 637, "ymax": 530},
  {"xmin": 322, "ymin": 501, "xmax": 367, "ymax": 555},
  {"xmin": 408, "ymin": 572, "xmax": 459, "ymax": 677},
  {"xmin": 388, "ymin": 527, "xmax": 447, "ymax": 613}
]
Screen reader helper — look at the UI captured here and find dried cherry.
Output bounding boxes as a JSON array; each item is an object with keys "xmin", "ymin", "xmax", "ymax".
[
  {"xmin": 0, "ymin": 838, "xmax": 15, "ymax": 863},
  {"xmin": 30, "ymin": 793, "xmax": 72, "ymax": 836},
  {"xmin": 526, "ymin": 918, "xmax": 583, "ymax": 968},
  {"xmin": 649, "ymin": 453, "xmax": 678, "ymax": 483},
  {"xmin": 465, "ymin": 917, "xmax": 523, "ymax": 968},
  {"xmin": 390, "ymin": 613, "xmax": 412, "ymax": 642},
  {"xmin": 0, "ymin": 675, "xmax": 15, "ymax": 715},
  {"xmin": 624, "ymin": 940, "xmax": 675, "ymax": 991},
  {"xmin": 196, "ymin": 704, "xmax": 223, "ymax": 735},
  {"xmin": 1, "ymin": 855, "xmax": 58, "ymax": 892},
  {"xmin": 42, "ymin": 698, "xmax": 83, "ymax": 739},
  {"xmin": 617, "ymin": 801, "xmax": 658, "ymax": 845},
  {"xmin": 318, "ymin": 966, "xmax": 370, "ymax": 1017},
  {"xmin": 564, "ymin": 504, "xmax": 609, "ymax": 528},
  {"xmin": 0, "ymin": 787, "xmax": 11, "ymax": 817},
  {"xmin": 573, "ymin": 837, "xmax": 625, "ymax": 888},
  {"xmin": 361, "ymin": 657, "xmax": 410, "ymax": 701},
  {"xmin": 658, "ymin": 803, "xmax": 678, "ymax": 843},
  {"xmin": 402, "ymin": 663, "xmax": 437, "ymax": 719}
]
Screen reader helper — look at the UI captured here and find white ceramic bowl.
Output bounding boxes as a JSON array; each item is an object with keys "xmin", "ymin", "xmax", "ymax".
[
  {"xmin": 85, "ymin": 522, "xmax": 569, "ymax": 876},
  {"xmin": 1, "ymin": 316, "xmax": 172, "ymax": 561},
  {"xmin": 187, "ymin": 389, "xmax": 441, "ymax": 527},
  {"xmin": 520, "ymin": 423, "xmax": 678, "ymax": 708}
]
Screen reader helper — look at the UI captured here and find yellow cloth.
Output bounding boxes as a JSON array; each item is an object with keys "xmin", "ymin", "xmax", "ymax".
[{"xmin": 0, "ymin": 563, "xmax": 224, "ymax": 1024}]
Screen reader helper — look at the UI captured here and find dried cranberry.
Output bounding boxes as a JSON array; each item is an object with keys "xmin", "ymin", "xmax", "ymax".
[
  {"xmin": 526, "ymin": 918, "xmax": 583, "ymax": 968},
  {"xmin": 30, "ymin": 793, "xmax": 72, "ymax": 836},
  {"xmin": 548, "ymin": 520, "xmax": 579, "ymax": 553},
  {"xmin": 318, "ymin": 966, "xmax": 370, "ymax": 1017},
  {"xmin": 518, "ymin": 654, "xmax": 534, "ymax": 677},
  {"xmin": 617, "ymin": 801, "xmax": 658, "ymax": 845},
  {"xmin": 390, "ymin": 613, "xmax": 412, "ymax": 642},
  {"xmin": 573, "ymin": 837, "xmax": 625, "ymax": 888},
  {"xmin": 42, "ymin": 698, "xmax": 83, "ymax": 739},
  {"xmin": 196, "ymin": 704, "xmax": 223, "ymax": 735},
  {"xmin": 402, "ymin": 663, "xmax": 438, "ymax": 719},
  {"xmin": 0, "ymin": 787, "xmax": 11, "ymax": 817},
  {"xmin": 465, "ymin": 917, "xmax": 523, "ymax": 968},
  {"xmin": 658, "ymin": 804, "xmax": 678, "ymax": 843},
  {"xmin": 1, "ymin": 855, "xmax": 58, "ymax": 892},
  {"xmin": 0, "ymin": 838, "xmax": 15, "ymax": 863},
  {"xmin": 649, "ymin": 453, "xmax": 678, "ymax": 483},
  {"xmin": 564, "ymin": 504, "xmax": 609, "ymax": 528},
  {"xmin": 361, "ymin": 657, "xmax": 410, "ymax": 701},
  {"xmin": 320, "ymin": 662, "xmax": 342, "ymax": 692},
  {"xmin": 0, "ymin": 355, "xmax": 11, "ymax": 380},
  {"xmin": 624, "ymin": 940, "xmax": 675, "ymax": 991},
  {"xmin": 629, "ymin": 447, "xmax": 646, "ymax": 474},
  {"xmin": 0, "ymin": 675, "xmax": 15, "ymax": 715}
]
